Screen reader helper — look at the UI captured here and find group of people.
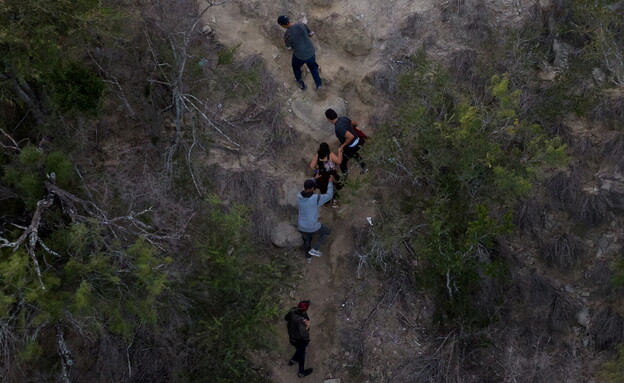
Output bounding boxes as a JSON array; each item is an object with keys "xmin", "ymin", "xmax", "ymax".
[
  {"xmin": 279, "ymin": 14, "xmax": 370, "ymax": 379},
  {"xmin": 298, "ymin": 109, "xmax": 368, "ymax": 264}
]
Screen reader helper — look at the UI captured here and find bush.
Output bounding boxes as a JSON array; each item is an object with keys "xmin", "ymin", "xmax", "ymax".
[
  {"xmin": 45, "ymin": 63, "xmax": 105, "ymax": 113},
  {"xmin": 540, "ymin": 233, "xmax": 584, "ymax": 269},
  {"xmin": 367, "ymin": 57, "xmax": 567, "ymax": 325}
]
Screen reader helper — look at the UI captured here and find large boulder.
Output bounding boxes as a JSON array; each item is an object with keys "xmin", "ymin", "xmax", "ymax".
[
  {"xmin": 271, "ymin": 221, "xmax": 302, "ymax": 248},
  {"xmin": 263, "ymin": 23, "xmax": 285, "ymax": 49},
  {"xmin": 315, "ymin": 14, "xmax": 373, "ymax": 57},
  {"xmin": 290, "ymin": 95, "xmax": 346, "ymax": 141}
]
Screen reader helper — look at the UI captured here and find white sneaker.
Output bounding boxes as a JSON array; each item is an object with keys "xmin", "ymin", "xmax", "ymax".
[{"xmin": 308, "ymin": 249, "xmax": 323, "ymax": 257}]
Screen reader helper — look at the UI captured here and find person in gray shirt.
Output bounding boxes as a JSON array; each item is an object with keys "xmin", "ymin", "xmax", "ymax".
[
  {"xmin": 297, "ymin": 178, "xmax": 333, "ymax": 263},
  {"xmin": 278, "ymin": 15, "xmax": 322, "ymax": 91}
]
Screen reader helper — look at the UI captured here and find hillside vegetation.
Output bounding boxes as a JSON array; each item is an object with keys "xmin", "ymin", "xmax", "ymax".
[{"xmin": 0, "ymin": 0, "xmax": 623, "ymax": 382}]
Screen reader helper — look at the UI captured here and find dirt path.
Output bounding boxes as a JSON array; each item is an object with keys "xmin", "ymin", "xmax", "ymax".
[{"xmin": 200, "ymin": 1, "xmax": 430, "ymax": 381}]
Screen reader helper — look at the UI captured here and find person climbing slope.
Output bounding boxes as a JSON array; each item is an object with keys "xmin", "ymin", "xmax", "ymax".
[
  {"xmin": 297, "ymin": 177, "xmax": 334, "ymax": 263},
  {"xmin": 277, "ymin": 15, "xmax": 323, "ymax": 91},
  {"xmin": 285, "ymin": 300, "xmax": 314, "ymax": 378},
  {"xmin": 325, "ymin": 108, "xmax": 368, "ymax": 178},
  {"xmin": 309, "ymin": 142, "xmax": 342, "ymax": 207}
]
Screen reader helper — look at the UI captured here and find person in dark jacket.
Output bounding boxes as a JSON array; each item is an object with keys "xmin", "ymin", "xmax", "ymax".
[
  {"xmin": 285, "ymin": 300, "xmax": 313, "ymax": 378},
  {"xmin": 325, "ymin": 108, "xmax": 367, "ymax": 177},
  {"xmin": 277, "ymin": 15, "xmax": 322, "ymax": 91}
]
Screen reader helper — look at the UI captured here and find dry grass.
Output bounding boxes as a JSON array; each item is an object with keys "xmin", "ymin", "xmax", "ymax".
[
  {"xmin": 546, "ymin": 169, "xmax": 581, "ymax": 208},
  {"xmin": 211, "ymin": 168, "xmax": 281, "ymax": 244},
  {"xmin": 592, "ymin": 307, "xmax": 624, "ymax": 350},
  {"xmin": 573, "ymin": 191, "xmax": 611, "ymax": 226},
  {"xmin": 602, "ymin": 132, "xmax": 624, "ymax": 171},
  {"xmin": 514, "ymin": 198, "xmax": 545, "ymax": 236},
  {"xmin": 588, "ymin": 261, "xmax": 612, "ymax": 296},
  {"xmin": 547, "ymin": 291, "xmax": 578, "ymax": 332},
  {"xmin": 592, "ymin": 94, "xmax": 624, "ymax": 131},
  {"xmin": 540, "ymin": 233, "xmax": 584, "ymax": 269}
]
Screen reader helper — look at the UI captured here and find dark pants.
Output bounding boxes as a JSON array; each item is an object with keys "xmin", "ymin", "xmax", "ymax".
[
  {"xmin": 292, "ymin": 54, "xmax": 322, "ymax": 89},
  {"xmin": 290, "ymin": 339, "xmax": 309, "ymax": 374},
  {"xmin": 316, "ymin": 171, "xmax": 341, "ymax": 194},
  {"xmin": 300, "ymin": 224, "xmax": 331, "ymax": 258},
  {"xmin": 340, "ymin": 144, "xmax": 366, "ymax": 174}
]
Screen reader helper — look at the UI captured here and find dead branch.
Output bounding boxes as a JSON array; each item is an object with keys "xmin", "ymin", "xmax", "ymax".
[
  {"xmin": 0, "ymin": 191, "xmax": 55, "ymax": 290},
  {"xmin": 0, "ymin": 128, "xmax": 22, "ymax": 152},
  {"xmin": 55, "ymin": 324, "xmax": 73, "ymax": 383},
  {"xmin": 88, "ymin": 52, "xmax": 136, "ymax": 117}
]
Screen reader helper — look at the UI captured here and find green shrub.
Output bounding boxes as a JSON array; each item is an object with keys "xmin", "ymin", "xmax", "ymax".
[
  {"xmin": 3, "ymin": 146, "xmax": 76, "ymax": 206},
  {"xmin": 368, "ymin": 58, "xmax": 567, "ymax": 325},
  {"xmin": 601, "ymin": 344, "xmax": 624, "ymax": 382},
  {"xmin": 183, "ymin": 196, "xmax": 281, "ymax": 382},
  {"xmin": 45, "ymin": 63, "xmax": 104, "ymax": 113}
]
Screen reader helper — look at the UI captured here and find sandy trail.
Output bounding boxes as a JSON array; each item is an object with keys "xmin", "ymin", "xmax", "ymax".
[{"xmin": 200, "ymin": 1, "xmax": 430, "ymax": 381}]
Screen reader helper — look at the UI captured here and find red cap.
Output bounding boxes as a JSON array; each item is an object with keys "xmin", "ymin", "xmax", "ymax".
[{"xmin": 297, "ymin": 300, "xmax": 311, "ymax": 311}]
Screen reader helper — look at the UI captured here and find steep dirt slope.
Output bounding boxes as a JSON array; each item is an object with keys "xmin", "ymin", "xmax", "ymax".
[{"xmin": 200, "ymin": 1, "xmax": 538, "ymax": 382}]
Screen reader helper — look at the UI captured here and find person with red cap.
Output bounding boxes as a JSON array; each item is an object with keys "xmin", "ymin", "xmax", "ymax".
[{"xmin": 284, "ymin": 300, "xmax": 313, "ymax": 378}]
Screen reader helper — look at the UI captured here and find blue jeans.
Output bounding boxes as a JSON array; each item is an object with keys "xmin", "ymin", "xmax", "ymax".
[
  {"xmin": 292, "ymin": 55, "xmax": 322, "ymax": 89},
  {"xmin": 300, "ymin": 224, "xmax": 331, "ymax": 258}
]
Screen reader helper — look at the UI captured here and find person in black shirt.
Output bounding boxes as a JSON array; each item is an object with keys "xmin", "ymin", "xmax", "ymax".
[
  {"xmin": 285, "ymin": 300, "xmax": 314, "ymax": 378},
  {"xmin": 278, "ymin": 15, "xmax": 322, "ymax": 91},
  {"xmin": 325, "ymin": 108, "xmax": 367, "ymax": 177}
]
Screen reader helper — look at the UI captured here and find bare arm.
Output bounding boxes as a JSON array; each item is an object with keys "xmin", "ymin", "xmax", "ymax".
[
  {"xmin": 284, "ymin": 30, "xmax": 292, "ymax": 49},
  {"xmin": 309, "ymin": 153, "xmax": 318, "ymax": 170},
  {"xmin": 318, "ymin": 182, "xmax": 334, "ymax": 205},
  {"xmin": 341, "ymin": 131, "xmax": 355, "ymax": 149},
  {"xmin": 330, "ymin": 148, "xmax": 343, "ymax": 165},
  {"xmin": 304, "ymin": 24, "xmax": 314, "ymax": 36}
]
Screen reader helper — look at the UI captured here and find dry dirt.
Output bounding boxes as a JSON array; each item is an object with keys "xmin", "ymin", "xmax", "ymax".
[{"xmin": 199, "ymin": 1, "xmax": 536, "ymax": 382}]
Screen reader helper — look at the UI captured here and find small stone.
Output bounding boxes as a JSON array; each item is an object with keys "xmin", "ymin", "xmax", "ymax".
[
  {"xmin": 581, "ymin": 291, "xmax": 590, "ymax": 297},
  {"xmin": 201, "ymin": 25, "xmax": 212, "ymax": 35},
  {"xmin": 576, "ymin": 307, "xmax": 590, "ymax": 327},
  {"xmin": 592, "ymin": 67, "xmax": 606, "ymax": 83},
  {"xmin": 289, "ymin": 290, "xmax": 296, "ymax": 299},
  {"xmin": 538, "ymin": 70, "xmax": 557, "ymax": 81},
  {"xmin": 324, "ymin": 379, "xmax": 340, "ymax": 383},
  {"xmin": 564, "ymin": 285, "xmax": 576, "ymax": 293},
  {"xmin": 344, "ymin": 351, "xmax": 350, "ymax": 356}
]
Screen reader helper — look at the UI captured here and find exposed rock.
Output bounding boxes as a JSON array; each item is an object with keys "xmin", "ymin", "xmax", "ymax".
[
  {"xmin": 271, "ymin": 221, "xmax": 301, "ymax": 247},
  {"xmin": 607, "ymin": 1, "xmax": 624, "ymax": 12},
  {"xmin": 576, "ymin": 307, "xmax": 590, "ymax": 327},
  {"xmin": 202, "ymin": 24, "xmax": 213, "ymax": 35},
  {"xmin": 399, "ymin": 12, "xmax": 423, "ymax": 38},
  {"xmin": 316, "ymin": 14, "xmax": 373, "ymax": 56},
  {"xmin": 263, "ymin": 23, "xmax": 285, "ymax": 48},
  {"xmin": 342, "ymin": 15, "xmax": 373, "ymax": 56},
  {"xmin": 282, "ymin": 180, "xmax": 304, "ymax": 207},
  {"xmin": 592, "ymin": 67, "xmax": 606, "ymax": 83},
  {"xmin": 538, "ymin": 70, "xmax": 557, "ymax": 82},
  {"xmin": 240, "ymin": 1, "xmax": 268, "ymax": 18},
  {"xmin": 553, "ymin": 39, "xmax": 573, "ymax": 69},
  {"xmin": 290, "ymin": 95, "xmax": 346, "ymax": 141},
  {"xmin": 363, "ymin": 67, "xmax": 396, "ymax": 95}
]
